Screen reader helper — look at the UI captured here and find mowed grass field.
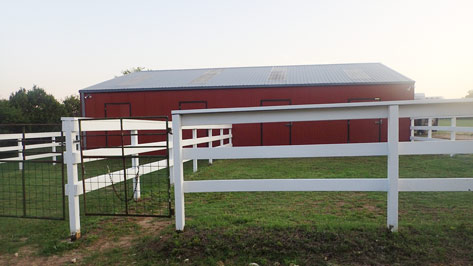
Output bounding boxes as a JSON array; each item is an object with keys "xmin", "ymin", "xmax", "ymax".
[{"xmin": 0, "ymin": 155, "xmax": 473, "ymax": 265}]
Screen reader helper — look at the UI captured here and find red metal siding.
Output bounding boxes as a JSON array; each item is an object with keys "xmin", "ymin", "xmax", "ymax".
[{"xmin": 82, "ymin": 84, "xmax": 414, "ymax": 145}]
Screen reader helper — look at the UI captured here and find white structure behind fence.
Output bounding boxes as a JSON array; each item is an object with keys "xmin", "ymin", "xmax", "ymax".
[
  {"xmin": 410, "ymin": 116, "xmax": 473, "ymax": 142},
  {"xmin": 171, "ymin": 99, "xmax": 473, "ymax": 232}
]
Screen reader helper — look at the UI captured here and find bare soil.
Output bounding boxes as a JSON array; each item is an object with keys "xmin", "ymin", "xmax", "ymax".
[
  {"xmin": 0, "ymin": 217, "xmax": 171, "ymax": 266},
  {"xmin": 136, "ymin": 226, "xmax": 473, "ymax": 265}
]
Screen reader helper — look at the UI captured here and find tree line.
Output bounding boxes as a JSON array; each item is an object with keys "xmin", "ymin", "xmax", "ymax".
[
  {"xmin": 0, "ymin": 86, "xmax": 80, "ymax": 125},
  {"xmin": 0, "ymin": 68, "xmax": 146, "ymax": 125}
]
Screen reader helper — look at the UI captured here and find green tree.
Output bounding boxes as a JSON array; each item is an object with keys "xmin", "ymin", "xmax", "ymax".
[
  {"xmin": 62, "ymin": 95, "xmax": 81, "ymax": 117},
  {"xmin": 466, "ymin": 90, "xmax": 473, "ymax": 98},
  {"xmin": 9, "ymin": 85, "xmax": 64, "ymax": 124},
  {"xmin": 0, "ymin": 99, "xmax": 27, "ymax": 124},
  {"xmin": 2, "ymin": 87, "xmax": 81, "ymax": 125},
  {"xmin": 121, "ymin": 67, "xmax": 147, "ymax": 75}
]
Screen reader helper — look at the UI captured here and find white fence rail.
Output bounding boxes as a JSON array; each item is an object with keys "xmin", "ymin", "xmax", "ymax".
[
  {"xmin": 0, "ymin": 131, "xmax": 61, "ymax": 169},
  {"xmin": 61, "ymin": 117, "xmax": 232, "ymax": 239},
  {"xmin": 410, "ymin": 116, "xmax": 473, "ymax": 156},
  {"xmin": 172, "ymin": 99, "xmax": 473, "ymax": 232},
  {"xmin": 410, "ymin": 117, "xmax": 473, "ymax": 142}
]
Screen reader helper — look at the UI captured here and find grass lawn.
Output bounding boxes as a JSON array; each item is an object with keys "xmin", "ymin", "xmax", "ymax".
[{"xmin": 1, "ymin": 155, "xmax": 473, "ymax": 265}]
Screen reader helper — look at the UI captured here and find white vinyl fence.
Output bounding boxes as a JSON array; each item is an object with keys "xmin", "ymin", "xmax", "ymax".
[
  {"xmin": 410, "ymin": 116, "xmax": 473, "ymax": 156},
  {"xmin": 171, "ymin": 99, "xmax": 473, "ymax": 232},
  {"xmin": 62, "ymin": 117, "xmax": 232, "ymax": 239},
  {"xmin": 410, "ymin": 117, "xmax": 473, "ymax": 142},
  {"xmin": 0, "ymin": 131, "xmax": 61, "ymax": 169}
]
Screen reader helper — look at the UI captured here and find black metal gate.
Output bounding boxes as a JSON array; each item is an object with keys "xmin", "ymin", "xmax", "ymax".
[
  {"xmin": 0, "ymin": 124, "xmax": 65, "ymax": 220},
  {"xmin": 79, "ymin": 117, "xmax": 172, "ymax": 217}
]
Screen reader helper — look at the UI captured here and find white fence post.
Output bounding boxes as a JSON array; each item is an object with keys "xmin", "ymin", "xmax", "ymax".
[
  {"xmin": 169, "ymin": 132, "xmax": 174, "ymax": 184},
  {"xmin": 131, "ymin": 130, "xmax": 141, "ymax": 200},
  {"xmin": 229, "ymin": 128, "xmax": 233, "ymax": 146},
  {"xmin": 450, "ymin": 117, "xmax": 456, "ymax": 157},
  {"xmin": 410, "ymin": 118, "xmax": 414, "ymax": 142},
  {"xmin": 387, "ymin": 105, "xmax": 399, "ymax": 232},
  {"xmin": 172, "ymin": 114, "xmax": 185, "ymax": 231},
  {"xmin": 52, "ymin": 136, "xmax": 57, "ymax": 166},
  {"xmin": 220, "ymin": 128, "xmax": 224, "ymax": 146},
  {"xmin": 208, "ymin": 129, "xmax": 213, "ymax": 165},
  {"xmin": 62, "ymin": 117, "xmax": 81, "ymax": 240},
  {"xmin": 17, "ymin": 138, "xmax": 23, "ymax": 170},
  {"xmin": 427, "ymin": 118, "xmax": 433, "ymax": 139},
  {"xmin": 450, "ymin": 117, "xmax": 456, "ymax": 141},
  {"xmin": 192, "ymin": 129, "xmax": 198, "ymax": 172}
]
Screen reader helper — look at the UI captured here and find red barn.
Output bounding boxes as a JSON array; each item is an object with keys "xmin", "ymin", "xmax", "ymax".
[{"xmin": 80, "ymin": 63, "xmax": 415, "ymax": 145}]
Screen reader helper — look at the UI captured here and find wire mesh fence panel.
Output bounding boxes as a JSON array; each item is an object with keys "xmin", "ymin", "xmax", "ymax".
[
  {"xmin": 80, "ymin": 117, "xmax": 171, "ymax": 217},
  {"xmin": 0, "ymin": 124, "xmax": 65, "ymax": 220},
  {"xmin": 0, "ymin": 162, "xmax": 25, "ymax": 217}
]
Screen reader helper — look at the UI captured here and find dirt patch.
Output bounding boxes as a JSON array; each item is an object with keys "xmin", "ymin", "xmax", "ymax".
[
  {"xmin": 362, "ymin": 204, "xmax": 383, "ymax": 214},
  {"xmin": 136, "ymin": 217, "xmax": 171, "ymax": 233},
  {"xmin": 432, "ymin": 132, "xmax": 473, "ymax": 140},
  {"xmin": 0, "ymin": 246, "xmax": 36, "ymax": 266},
  {"xmin": 0, "ymin": 217, "xmax": 171, "ymax": 266}
]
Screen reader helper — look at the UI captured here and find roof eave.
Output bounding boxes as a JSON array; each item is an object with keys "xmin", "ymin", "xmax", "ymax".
[{"xmin": 79, "ymin": 81, "xmax": 416, "ymax": 94}]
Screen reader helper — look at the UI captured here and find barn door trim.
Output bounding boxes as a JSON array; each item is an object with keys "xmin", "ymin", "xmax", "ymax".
[
  {"xmin": 347, "ymin": 97, "xmax": 381, "ymax": 143},
  {"xmin": 104, "ymin": 102, "xmax": 132, "ymax": 147},
  {"xmin": 104, "ymin": 102, "xmax": 132, "ymax": 118}
]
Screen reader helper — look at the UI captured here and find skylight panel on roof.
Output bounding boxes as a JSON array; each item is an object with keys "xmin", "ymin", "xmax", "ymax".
[
  {"xmin": 189, "ymin": 69, "xmax": 223, "ymax": 85},
  {"xmin": 267, "ymin": 67, "xmax": 287, "ymax": 82},
  {"xmin": 343, "ymin": 69, "xmax": 372, "ymax": 81}
]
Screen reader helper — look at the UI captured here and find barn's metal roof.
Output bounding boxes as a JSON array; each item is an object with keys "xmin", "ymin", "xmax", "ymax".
[{"xmin": 80, "ymin": 63, "xmax": 415, "ymax": 93}]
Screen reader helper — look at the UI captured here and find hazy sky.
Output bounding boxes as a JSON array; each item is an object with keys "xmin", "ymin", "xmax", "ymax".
[{"xmin": 1, "ymin": 0, "xmax": 472, "ymax": 100}]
